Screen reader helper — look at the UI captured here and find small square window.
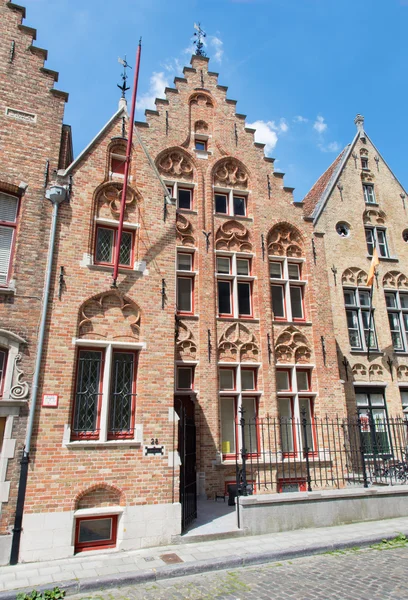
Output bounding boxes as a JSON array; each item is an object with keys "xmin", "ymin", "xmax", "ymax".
[
  {"xmin": 385, "ymin": 292, "xmax": 397, "ymax": 309},
  {"xmin": 177, "ymin": 253, "xmax": 192, "ymax": 271},
  {"xmin": 217, "ymin": 257, "xmax": 231, "ymax": 274},
  {"xmin": 276, "ymin": 370, "xmax": 290, "ymax": 391},
  {"xmin": 195, "ymin": 139, "xmax": 206, "ymax": 151},
  {"xmin": 288, "ymin": 264, "xmax": 300, "ymax": 280},
  {"xmin": 400, "ymin": 294, "xmax": 408, "ymax": 309},
  {"xmin": 233, "ymin": 196, "xmax": 246, "ymax": 217},
  {"xmin": 241, "ymin": 369, "xmax": 255, "ymax": 390},
  {"xmin": 178, "ymin": 188, "xmax": 192, "ymax": 210},
  {"xmin": 220, "ymin": 369, "xmax": 234, "ymax": 390},
  {"xmin": 215, "ymin": 194, "xmax": 228, "ymax": 214},
  {"xmin": 359, "ymin": 291, "xmax": 371, "ymax": 307},
  {"xmin": 237, "ymin": 259, "xmax": 250, "ymax": 276},
  {"xmin": 111, "ymin": 156, "xmax": 126, "ymax": 175},
  {"xmin": 344, "ymin": 290, "xmax": 356, "ymax": 306},
  {"xmin": 177, "ymin": 367, "xmax": 193, "ymax": 389},
  {"xmin": 269, "ymin": 262, "xmax": 282, "ymax": 279},
  {"xmin": 75, "ymin": 515, "xmax": 118, "ymax": 553},
  {"xmin": 361, "ymin": 157, "xmax": 369, "ymax": 170}
]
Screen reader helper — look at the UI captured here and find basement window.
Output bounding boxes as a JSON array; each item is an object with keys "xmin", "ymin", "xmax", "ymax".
[{"xmin": 75, "ymin": 515, "xmax": 118, "ymax": 553}]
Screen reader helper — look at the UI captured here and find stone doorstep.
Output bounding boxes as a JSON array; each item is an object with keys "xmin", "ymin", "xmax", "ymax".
[{"xmin": 0, "ymin": 523, "xmax": 408, "ymax": 599}]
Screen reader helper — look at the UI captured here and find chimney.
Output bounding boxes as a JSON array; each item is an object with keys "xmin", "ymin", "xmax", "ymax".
[{"xmin": 354, "ymin": 114, "xmax": 365, "ymax": 134}]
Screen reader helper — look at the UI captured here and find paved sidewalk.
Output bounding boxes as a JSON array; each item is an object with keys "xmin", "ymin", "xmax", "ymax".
[{"xmin": 1, "ymin": 516, "xmax": 408, "ymax": 599}]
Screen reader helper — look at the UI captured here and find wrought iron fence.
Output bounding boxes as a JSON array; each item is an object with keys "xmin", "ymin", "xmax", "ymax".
[{"xmin": 234, "ymin": 411, "xmax": 408, "ymax": 495}]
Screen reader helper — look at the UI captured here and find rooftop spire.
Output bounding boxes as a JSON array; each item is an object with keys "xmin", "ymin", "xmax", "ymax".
[
  {"xmin": 354, "ymin": 114, "xmax": 365, "ymax": 134},
  {"xmin": 117, "ymin": 56, "xmax": 131, "ymax": 105},
  {"xmin": 193, "ymin": 22, "xmax": 207, "ymax": 57}
]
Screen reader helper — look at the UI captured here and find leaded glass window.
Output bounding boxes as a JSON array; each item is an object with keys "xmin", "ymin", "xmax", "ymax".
[
  {"xmin": 108, "ymin": 352, "xmax": 135, "ymax": 436},
  {"xmin": 73, "ymin": 350, "xmax": 103, "ymax": 436}
]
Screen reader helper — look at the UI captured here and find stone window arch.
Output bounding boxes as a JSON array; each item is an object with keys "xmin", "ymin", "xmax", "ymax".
[{"xmin": 267, "ymin": 222, "xmax": 304, "ymax": 258}]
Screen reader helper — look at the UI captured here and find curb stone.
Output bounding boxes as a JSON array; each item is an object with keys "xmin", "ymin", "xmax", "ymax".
[{"xmin": 1, "ymin": 529, "xmax": 407, "ymax": 600}]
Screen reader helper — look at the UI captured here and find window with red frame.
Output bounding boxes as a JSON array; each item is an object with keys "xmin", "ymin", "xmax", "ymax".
[
  {"xmin": 214, "ymin": 192, "xmax": 247, "ymax": 217},
  {"xmin": 72, "ymin": 349, "xmax": 137, "ymax": 440},
  {"xmin": 217, "ymin": 280, "xmax": 232, "ymax": 316},
  {"xmin": 0, "ymin": 192, "xmax": 20, "ymax": 286},
  {"xmin": 270, "ymin": 258, "xmax": 305, "ymax": 322},
  {"xmin": 95, "ymin": 226, "xmax": 134, "ymax": 268},
  {"xmin": 110, "ymin": 148, "xmax": 126, "ymax": 176},
  {"xmin": 177, "ymin": 277, "xmax": 193, "ymax": 314},
  {"xmin": 0, "ymin": 349, "xmax": 7, "ymax": 398},
  {"xmin": 75, "ymin": 515, "xmax": 118, "ymax": 553},
  {"xmin": 217, "ymin": 255, "xmax": 253, "ymax": 318}
]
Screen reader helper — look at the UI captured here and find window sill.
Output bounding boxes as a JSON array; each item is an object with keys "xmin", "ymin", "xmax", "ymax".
[
  {"xmin": 74, "ymin": 506, "xmax": 124, "ymax": 517},
  {"xmin": 0, "ymin": 399, "xmax": 28, "ymax": 407},
  {"xmin": 0, "ymin": 285, "xmax": 15, "ymax": 296},
  {"xmin": 365, "ymin": 202, "xmax": 379, "ymax": 207},
  {"xmin": 366, "ymin": 255, "xmax": 399, "ymax": 263},
  {"xmin": 64, "ymin": 440, "xmax": 142, "ymax": 448},
  {"xmin": 214, "ymin": 213, "xmax": 253, "ymax": 223},
  {"xmin": 217, "ymin": 317, "xmax": 260, "ymax": 323},
  {"xmin": 176, "ymin": 209, "xmax": 197, "ymax": 215},
  {"xmin": 177, "ymin": 314, "xmax": 199, "ymax": 320},
  {"xmin": 350, "ymin": 350, "xmax": 384, "ymax": 356},
  {"xmin": 80, "ymin": 255, "xmax": 148, "ymax": 275},
  {"xmin": 273, "ymin": 320, "xmax": 312, "ymax": 326}
]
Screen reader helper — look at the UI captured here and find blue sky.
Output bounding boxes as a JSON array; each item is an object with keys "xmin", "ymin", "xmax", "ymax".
[{"xmin": 26, "ymin": 0, "xmax": 408, "ymax": 201}]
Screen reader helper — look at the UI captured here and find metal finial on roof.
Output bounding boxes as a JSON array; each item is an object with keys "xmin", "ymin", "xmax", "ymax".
[
  {"xmin": 117, "ymin": 56, "xmax": 131, "ymax": 99},
  {"xmin": 193, "ymin": 22, "xmax": 207, "ymax": 57}
]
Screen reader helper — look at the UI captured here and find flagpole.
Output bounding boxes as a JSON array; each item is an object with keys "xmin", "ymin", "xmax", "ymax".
[{"xmin": 112, "ymin": 38, "xmax": 142, "ymax": 288}]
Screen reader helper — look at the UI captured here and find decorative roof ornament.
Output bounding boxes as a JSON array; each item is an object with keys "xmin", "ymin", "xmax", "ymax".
[
  {"xmin": 193, "ymin": 22, "xmax": 207, "ymax": 57},
  {"xmin": 354, "ymin": 113, "xmax": 365, "ymax": 133},
  {"xmin": 117, "ymin": 56, "xmax": 131, "ymax": 99}
]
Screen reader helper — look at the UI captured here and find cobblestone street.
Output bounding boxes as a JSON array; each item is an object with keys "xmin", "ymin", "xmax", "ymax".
[{"xmin": 69, "ymin": 546, "xmax": 408, "ymax": 600}]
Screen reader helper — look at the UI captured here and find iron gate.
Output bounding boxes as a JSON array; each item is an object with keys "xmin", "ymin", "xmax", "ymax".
[{"xmin": 176, "ymin": 398, "xmax": 197, "ymax": 531}]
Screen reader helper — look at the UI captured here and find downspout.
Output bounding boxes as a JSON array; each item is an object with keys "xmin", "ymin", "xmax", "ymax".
[{"xmin": 10, "ymin": 185, "xmax": 68, "ymax": 565}]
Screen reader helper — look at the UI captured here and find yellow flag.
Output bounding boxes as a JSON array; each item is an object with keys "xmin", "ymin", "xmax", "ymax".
[{"xmin": 367, "ymin": 247, "xmax": 380, "ymax": 287}]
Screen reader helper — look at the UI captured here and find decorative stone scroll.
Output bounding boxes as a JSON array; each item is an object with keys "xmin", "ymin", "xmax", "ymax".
[
  {"xmin": 213, "ymin": 158, "xmax": 248, "ymax": 188},
  {"xmin": 79, "ymin": 291, "xmax": 141, "ymax": 341},
  {"xmin": 360, "ymin": 148, "xmax": 369, "ymax": 156},
  {"xmin": 397, "ymin": 365, "xmax": 408, "ymax": 381},
  {"xmin": 369, "ymin": 364, "xmax": 383, "ymax": 381},
  {"xmin": 97, "ymin": 181, "xmax": 140, "ymax": 216},
  {"xmin": 156, "ymin": 148, "xmax": 194, "ymax": 179},
  {"xmin": 382, "ymin": 271, "xmax": 408, "ymax": 290},
  {"xmin": 10, "ymin": 354, "xmax": 29, "ymax": 400},
  {"xmin": 189, "ymin": 92, "xmax": 214, "ymax": 107},
  {"xmin": 176, "ymin": 322, "xmax": 197, "ymax": 361},
  {"xmin": 363, "ymin": 208, "xmax": 386, "ymax": 225},
  {"xmin": 218, "ymin": 323, "xmax": 259, "ymax": 363},
  {"xmin": 176, "ymin": 214, "xmax": 195, "ymax": 247},
  {"xmin": 341, "ymin": 267, "xmax": 368, "ymax": 287},
  {"xmin": 352, "ymin": 363, "xmax": 367, "ymax": 380},
  {"xmin": 267, "ymin": 223, "xmax": 304, "ymax": 258},
  {"xmin": 275, "ymin": 326, "xmax": 312, "ymax": 364},
  {"xmin": 215, "ymin": 221, "xmax": 252, "ymax": 252}
]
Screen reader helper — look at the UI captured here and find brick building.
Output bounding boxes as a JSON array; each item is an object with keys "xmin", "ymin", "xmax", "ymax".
[
  {"xmin": 0, "ymin": 1, "xmax": 70, "ymax": 564},
  {"xmin": 304, "ymin": 114, "xmax": 408, "ymax": 428},
  {"xmin": 1, "ymin": 1, "xmax": 407, "ymax": 567}
]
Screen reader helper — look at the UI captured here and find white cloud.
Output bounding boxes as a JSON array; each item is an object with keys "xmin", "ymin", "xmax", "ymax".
[
  {"xmin": 246, "ymin": 120, "xmax": 278, "ymax": 154},
  {"xmin": 278, "ymin": 118, "xmax": 288, "ymax": 133},
  {"xmin": 137, "ymin": 72, "xmax": 169, "ymax": 111},
  {"xmin": 210, "ymin": 36, "xmax": 224, "ymax": 63},
  {"xmin": 293, "ymin": 115, "xmax": 308, "ymax": 123},
  {"xmin": 313, "ymin": 115, "xmax": 327, "ymax": 134},
  {"xmin": 319, "ymin": 141, "xmax": 341, "ymax": 153}
]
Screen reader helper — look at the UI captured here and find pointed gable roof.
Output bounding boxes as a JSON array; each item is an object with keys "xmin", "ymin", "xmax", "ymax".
[{"xmin": 303, "ymin": 146, "xmax": 349, "ymax": 217}]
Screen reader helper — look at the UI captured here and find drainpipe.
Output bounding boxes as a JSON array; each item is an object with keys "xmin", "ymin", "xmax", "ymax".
[{"xmin": 10, "ymin": 185, "xmax": 68, "ymax": 565}]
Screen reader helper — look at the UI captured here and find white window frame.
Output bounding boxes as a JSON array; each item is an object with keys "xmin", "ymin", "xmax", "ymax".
[
  {"xmin": 365, "ymin": 226, "xmax": 389, "ymax": 258},
  {"xmin": 213, "ymin": 187, "xmax": 248, "ymax": 218},
  {"xmin": 0, "ymin": 191, "xmax": 20, "ymax": 286},
  {"xmin": 344, "ymin": 288, "xmax": 377, "ymax": 351},
  {"xmin": 385, "ymin": 290, "xmax": 408, "ymax": 352},
  {"xmin": 216, "ymin": 251, "xmax": 255, "ymax": 319},
  {"xmin": 269, "ymin": 256, "xmax": 306, "ymax": 322},
  {"xmin": 219, "ymin": 362, "xmax": 262, "ymax": 457},
  {"xmin": 363, "ymin": 184, "xmax": 376, "ymax": 204},
  {"xmin": 65, "ymin": 340, "xmax": 145, "ymax": 445},
  {"xmin": 400, "ymin": 388, "xmax": 408, "ymax": 415}
]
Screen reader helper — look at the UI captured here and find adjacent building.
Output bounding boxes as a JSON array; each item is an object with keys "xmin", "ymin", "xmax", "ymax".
[{"xmin": 0, "ymin": 0, "xmax": 70, "ymax": 563}]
